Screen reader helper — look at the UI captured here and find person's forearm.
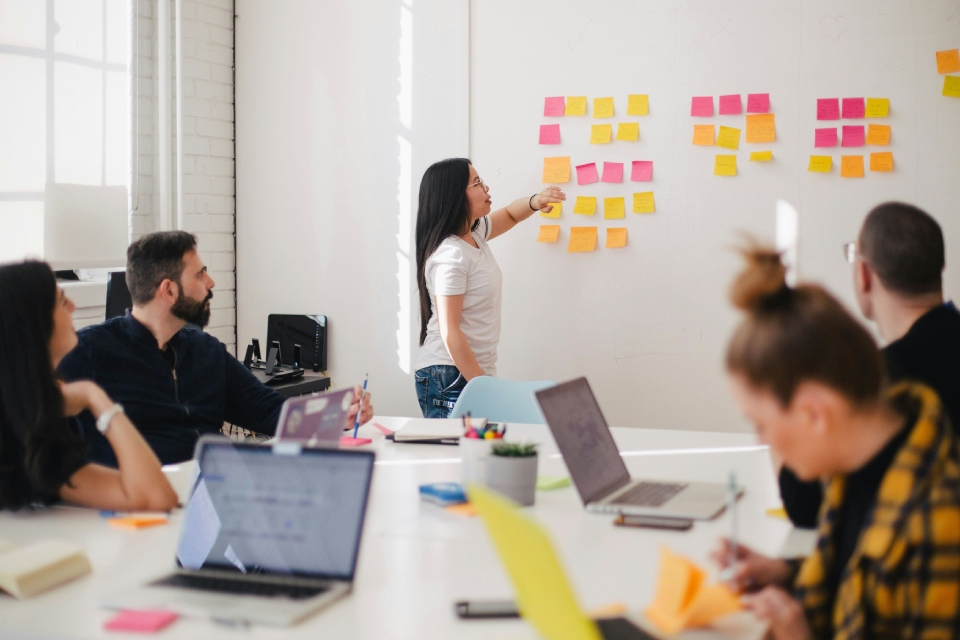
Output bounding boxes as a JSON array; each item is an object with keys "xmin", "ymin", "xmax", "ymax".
[
  {"xmin": 504, "ymin": 196, "xmax": 539, "ymax": 224},
  {"xmin": 441, "ymin": 328, "xmax": 485, "ymax": 380}
]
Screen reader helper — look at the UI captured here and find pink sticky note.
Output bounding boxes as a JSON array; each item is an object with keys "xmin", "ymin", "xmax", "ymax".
[
  {"xmin": 842, "ymin": 97, "xmax": 865, "ymax": 119},
  {"xmin": 719, "ymin": 94, "xmax": 742, "ymax": 115},
  {"xmin": 746, "ymin": 93, "xmax": 770, "ymax": 113},
  {"xmin": 544, "ymin": 96, "xmax": 565, "ymax": 117},
  {"xmin": 817, "ymin": 98, "xmax": 840, "ymax": 120},
  {"xmin": 601, "ymin": 162, "xmax": 624, "ymax": 183},
  {"xmin": 631, "ymin": 160, "xmax": 653, "ymax": 182},
  {"xmin": 576, "ymin": 162, "xmax": 599, "ymax": 185},
  {"xmin": 815, "ymin": 128, "xmax": 838, "ymax": 147},
  {"xmin": 105, "ymin": 610, "xmax": 178, "ymax": 633},
  {"xmin": 841, "ymin": 125, "xmax": 865, "ymax": 147},
  {"xmin": 691, "ymin": 96, "xmax": 713, "ymax": 117},
  {"xmin": 340, "ymin": 436, "xmax": 372, "ymax": 447},
  {"xmin": 539, "ymin": 124, "xmax": 560, "ymax": 144},
  {"xmin": 372, "ymin": 422, "xmax": 394, "ymax": 435}
]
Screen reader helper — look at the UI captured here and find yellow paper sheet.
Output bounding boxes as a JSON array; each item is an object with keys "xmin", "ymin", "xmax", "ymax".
[
  {"xmin": 590, "ymin": 124, "xmax": 613, "ymax": 144},
  {"xmin": 568, "ymin": 227, "xmax": 598, "ymax": 253},
  {"xmin": 749, "ymin": 150, "xmax": 773, "ymax": 162},
  {"xmin": 714, "ymin": 155, "xmax": 737, "ymax": 176},
  {"xmin": 537, "ymin": 224, "xmax": 561, "ymax": 243},
  {"xmin": 606, "ymin": 228, "xmax": 627, "ymax": 248},
  {"xmin": 603, "ymin": 197, "xmax": 625, "ymax": 219},
  {"xmin": 840, "ymin": 155, "xmax": 864, "ymax": 178},
  {"xmin": 692, "ymin": 124, "xmax": 715, "ymax": 146},
  {"xmin": 745, "ymin": 114, "xmax": 776, "ymax": 143},
  {"xmin": 540, "ymin": 200, "xmax": 562, "ymax": 218},
  {"xmin": 808, "ymin": 155, "xmax": 832, "ymax": 172},
  {"xmin": 716, "ymin": 126, "xmax": 741, "ymax": 150},
  {"xmin": 944, "ymin": 76, "xmax": 960, "ymax": 98},
  {"xmin": 573, "ymin": 196, "xmax": 597, "ymax": 215},
  {"xmin": 627, "ymin": 94, "xmax": 649, "ymax": 116},
  {"xmin": 865, "ymin": 98, "xmax": 890, "ymax": 117},
  {"xmin": 565, "ymin": 96, "xmax": 587, "ymax": 116},
  {"xmin": 870, "ymin": 151, "xmax": 894, "ymax": 172},
  {"xmin": 937, "ymin": 49, "xmax": 960, "ymax": 74},
  {"xmin": 542, "ymin": 156, "xmax": 571, "ymax": 183},
  {"xmin": 593, "ymin": 97, "xmax": 614, "ymax": 118},
  {"xmin": 632, "ymin": 191, "xmax": 655, "ymax": 214},
  {"xmin": 865, "ymin": 124, "xmax": 891, "ymax": 146},
  {"xmin": 616, "ymin": 122, "xmax": 639, "ymax": 141}
]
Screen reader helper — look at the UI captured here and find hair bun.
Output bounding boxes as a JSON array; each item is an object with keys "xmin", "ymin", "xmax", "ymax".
[{"xmin": 729, "ymin": 245, "xmax": 788, "ymax": 311}]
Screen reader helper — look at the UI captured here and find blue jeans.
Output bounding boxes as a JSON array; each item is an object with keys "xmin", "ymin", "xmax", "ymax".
[{"xmin": 415, "ymin": 365, "xmax": 467, "ymax": 418}]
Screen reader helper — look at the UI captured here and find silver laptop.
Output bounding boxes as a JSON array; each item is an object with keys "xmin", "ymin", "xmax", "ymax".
[
  {"xmin": 536, "ymin": 377, "xmax": 731, "ymax": 520},
  {"xmin": 275, "ymin": 386, "xmax": 354, "ymax": 445},
  {"xmin": 101, "ymin": 438, "xmax": 375, "ymax": 627}
]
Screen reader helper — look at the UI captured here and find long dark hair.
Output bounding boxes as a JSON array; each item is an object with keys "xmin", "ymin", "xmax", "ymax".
[
  {"xmin": 415, "ymin": 158, "xmax": 476, "ymax": 345},
  {"xmin": 0, "ymin": 261, "xmax": 86, "ymax": 509}
]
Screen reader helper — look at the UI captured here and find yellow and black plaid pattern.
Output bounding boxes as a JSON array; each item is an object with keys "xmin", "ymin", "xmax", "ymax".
[{"xmin": 794, "ymin": 383, "xmax": 960, "ymax": 640}]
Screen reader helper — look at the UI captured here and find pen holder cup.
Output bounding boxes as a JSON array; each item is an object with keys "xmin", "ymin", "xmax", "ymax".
[
  {"xmin": 485, "ymin": 453, "xmax": 538, "ymax": 507},
  {"xmin": 460, "ymin": 438, "xmax": 494, "ymax": 486}
]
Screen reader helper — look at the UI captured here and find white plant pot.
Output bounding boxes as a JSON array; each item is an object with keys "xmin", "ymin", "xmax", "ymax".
[
  {"xmin": 460, "ymin": 437, "xmax": 494, "ymax": 486},
  {"xmin": 486, "ymin": 454, "xmax": 538, "ymax": 506}
]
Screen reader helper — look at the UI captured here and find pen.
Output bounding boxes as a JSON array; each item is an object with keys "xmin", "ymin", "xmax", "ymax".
[
  {"xmin": 353, "ymin": 374, "xmax": 368, "ymax": 439},
  {"xmin": 721, "ymin": 470, "xmax": 738, "ymax": 583}
]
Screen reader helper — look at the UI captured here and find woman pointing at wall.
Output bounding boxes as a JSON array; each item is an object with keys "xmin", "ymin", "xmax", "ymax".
[{"xmin": 414, "ymin": 158, "xmax": 565, "ymax": 418}]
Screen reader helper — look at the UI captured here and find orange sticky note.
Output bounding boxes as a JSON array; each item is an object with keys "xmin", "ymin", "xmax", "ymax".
[
  {"xmin": 692, "ymin": 124, "xmax": 715, "ymax": 146},
  {"xmin": 445, "ymin": 503, "xmax": 478, "ymax": 517},
  {"xmin": 542, "ymin": 156, "xmax": 570, "ymax": 183},
  {"xmin": 840, "ymin": 155, "xmax": 864, "ymax": 178},
  {"xmin": 565, "ymin": 96, "xmax": 587, "ymax": 116},
  {"xmin": 568, "ymin": 227, "xmax": 597, "ymax": 253},
  {"xmin": 870, "ymin": 151, "xmax": 894, "ymax": 172},
  {"xmin": 606, "ymin": 228, "xmax": 627, "ymax": 248},
  {"xmin": 593, "ymin": 97, "xmax": 614, "ymax": 118},
  {"xmin": 745, "ymin": 114, "xmax": 776, "ymax": 143},
  {"xmin": 714, "ymin": 155, "xmax": 737, "ymax": 176},
  {"xmin": 603, "ymin": 197, "xmax": 625, "ymax": 219},
  {"xmin": 537, "ymin": 225, "xmax": 560, "ymax": 243},
  {"xmin": 865, "ymin": 124, "xmax": 891, "ymax": 146},
  {"xmin": 109, "ymin": 516, "xmax": 169, "ymax": 530},
  {"xmin": 808, "ymin": 155, "xmax": 832, "ymax": 172},
  {"xmin": 936, "ymin": 49, "xmax": 960, "ymax": 74},
  {"xmin": 632, "ymin": 191, "xmax": 655, "ymax": 214}
]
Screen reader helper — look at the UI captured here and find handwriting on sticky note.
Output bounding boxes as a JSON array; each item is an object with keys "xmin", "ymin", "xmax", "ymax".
[
  {"xmin": 865, "ymin": 98, "xmax": 889, "ymax": 118},
  {"xmin": 565, "ymin": 96, "xmax": 587, "ymax": 116},
  {"xmin": 749, "ymin": 150, "xmax": 773, "ymax": 162},
  {"xmin": 842, "ymin": 97, "xmax": 865, "ymax": 118},
  {"xmin": 841, "ymin": 155, "xmax": 864, "ymax": 178},
  {"xmin": 576, "ymin": 162, "xmax": 599, "ymax": 185},
  {"xmin": 633, "ymin": 191, "xmax": 655, "ymax": 214},
  {"xmin": 714, "ymin": 155, "xmax": 737, "ymax": 176},
  {"xmin": 716, "ymin": 126, "xmax": 741, "ymax": 150},
  {"xmin": 539, "ymin": 124, "xmax": 560, "ymax": 145},
  {"xmin": 718, "ymin": 94, "xmax": 742, "ymax": 115},
  {"xmin": 593, "ymin": 97, "xmax": 614, "ymax": 118},
  {"xmin": 841, "ymin": 125, "xmax": 865, "ymax": 147},
  {"xmin": 627, "ymin": 94, "xmax": 649, "ymax": 116},
  {"xmin": 540, "ymin": 200, "xmax": 562, "ymax": 219},
  {"xmin": 808, "ymin": 155, "xmax": 832, "ymax": 172},
  {"xmin": 603, "ymin": 197, "xmax": 625, "ymax": 219},
  {"xmin": 817, "ymin": 98, "xmax": 840, "ymax": 120},
  {"xmin": 573, "ymin": 196, "xmax": 597, "ymax": 215},
  {"xmin": 870, "ymin": 151, "xmax": 894, "ymax": 172},
  {"xmin": 616, "ymin": 122, "xmax": 639, "ymax": 141},
  {"xmin": 601, "ymin": 162, "xmax": 624, "ymax": 183},
  {"xmin": 866, "ymin": 124, "xmax": 891, "ymax": 145},
  {"xmin": 568, "ymin": 227, "xmax": 597, "ymax": 253},
  {"xmin": 746, "ymin": 93, "xmax": 770, "ymax": 113},
  {"xmin": 691, "ymin": 96, "xmax": 713, "ymax": 117},
  {"xmin": 692, "ymin": 124, "xmax": 715, "ymax": 146},
  {"xmin": 745, "ymin": 114, "xmax": 776, "ymax": 143},
  {"xmin": 537, "ymin": 225, "xmax": 561, "ymax": 243},
  {"xmin": 631, "ymin": 160, "xmax": 653, "ymax": 182},
  {"xmin": 606, "ymin": 228, "xmax": 627, "ymax": 249},
  {"xmin": 590, "ymin": 124, "xmax": 613, "ymax": 144},
  {"xmin": 944, "ymin": 76, "xmax": 960, "ymax": 98},
  {"xmin": 542, "ymin": 156, "xmax": 570, "ymax": 183},
  {"xmin": 544, "ymin": 96, "xmax": 565, "ymax": 117},
  {"xmin": 815, "ymin": 128, "xmax": 838, "ymax": 147},
  {"xmin": 937, "ymin": 49, "xmax": 960, "ymax": 75}
]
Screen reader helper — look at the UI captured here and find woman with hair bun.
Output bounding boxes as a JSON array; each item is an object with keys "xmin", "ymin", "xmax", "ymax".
[{"xmin": 712, "ymin": 246, "xmax": 960, "ymax": 640}]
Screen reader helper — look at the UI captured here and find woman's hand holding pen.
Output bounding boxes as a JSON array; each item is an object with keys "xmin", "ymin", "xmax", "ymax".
[
  {"xmin": 710, "ymin": 538, "xmax": 794, "ymax": 593},
  {"xmin": 343, "ymin": 385, "xmax": 373, "ymax": 430}
]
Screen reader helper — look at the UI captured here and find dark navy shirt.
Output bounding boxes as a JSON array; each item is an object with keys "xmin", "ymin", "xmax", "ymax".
[{"xmin": 58, "ymin": 311, "xmax": 284, "ymax": 466}]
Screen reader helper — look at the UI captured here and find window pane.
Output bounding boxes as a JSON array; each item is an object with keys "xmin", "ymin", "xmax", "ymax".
[
  {"xmin": 0, "ymin": 0, "xmax": 45, "ymax": 49},
  {"xmin": 54, "ymin": 0, "xmax": 103, "ymax": 61},
  {"xmin": 55, "ymin": 61, "xmax": 102, "ymax": 185},
  {"xmin": 0, "ymin": 54, "xmax": 46, "ymax": 191},
  {"xmin": 105, "ymin": 69, "xmax": 127, "ymax": 186},
  {"xmin": 105, "ymin": 0, "xmax": 127, "ymax": 65},
  {"xmin": 0, "ymin": 201, "xmax": 43, "ymax": 263}
]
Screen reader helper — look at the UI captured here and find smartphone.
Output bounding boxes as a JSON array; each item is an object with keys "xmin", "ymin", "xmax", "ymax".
[
  {"xmin": 454, "ymin": 600, "xmax": 520, "ymax": 619},
  {"xmin": 614, "ymin": 514, "xmax": 693, "ymax": 531}
]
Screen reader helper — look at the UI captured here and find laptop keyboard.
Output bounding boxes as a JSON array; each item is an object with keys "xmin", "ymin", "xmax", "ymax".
[
  {"xmin": 151, "ymin": 573, "xmax": 328, "ymax": 600},
  {"xmin": 611, "ymin": 482, "xmax": 687, "ymax": 507}
]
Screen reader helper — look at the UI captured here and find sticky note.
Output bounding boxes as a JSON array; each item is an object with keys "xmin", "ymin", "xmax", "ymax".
[
  {"xmin": 565, "ymin": 96, "xmax": 587, "ymax": 116},
  {"xmin": 808, "ymin": 155, "xmax": 832, "ymax": 172},
  {"xmin": 606, "ymin": 228, "xmax": 628, "ymax": 248},
  {"xmin": 815, "ymin": 127, "xmax": 838, "ymax": 147},
  {"xmin": 372, "ymin": 422, "xmax": 394, "ymax": 435},
  {"xmin": 631, "ymin": 160, "xmax": 653, "ymax": 182},
  {"xmin": 746, "ymin": 93, "xmax": 770, "ymax": 113},
  {"xmin": 603, "ymin": 197, "xmax": 625, "ymax": 219},
  {"xmin": 544, "ymin": 96, "xmax": 565, "ymax": 117},
  {"xmin": 944, "ymin": 76, "xmax": 960, "ymax": 98},
  {"xmin": 841, "ymin": 125, "xmax": 865, "ymax": 147},
  {"xmin": 632, "ymin": 191, "xmax": 655, "ymax": 214},
  {"xmin": 766, "ymin": 507, "xmax": 788, "ymax": 519},
  {"xmin": 866, "ymin": 124, "xmax": 891, "ymax": 145},
  {"xmin": 691, "ymin": 96, "xmax": 713, "ymax": 117},
  {"xmin": 745, "ymin": 114, "xmax": 776, "ymax": 142},
  {"xmin": 536, "ymin": 476, "xmax": 571, "ymax": 491},
  {"xmin": 750, "ymin": 150, "xmax": 773, "ymax": 161},
  {"xmin": 539, "ymin": 124, "xmax": 560, "ymax": 145},
  {"xmin": 716, "ymin": 126, "xmax": 741, "ymax": 150},
  {"xmin": 573, "ymin": 196, "xmax": 597, "ymax": 215},
  {"xmin": 105, "ymin": 610, "xmax": 179, "ymax": 632},
  {"xmin": 593, "ymin": 97, "xmax": 614, "ymax": 118},
  {"xmin": 590, "ymin": 124, "xmax": 613, "ymax": 144},
  {"xmin": 870, "ymin": 151, "xmax": 894, "ymax": 172},
  {"xmin": 692, "ymin": 124, "xmax": 715, "ymax": 146},
  {"xmin": 713, "ymin": 155, "xmax": 737, "ymax": 176},
  {"xmin": 537, "ymin": 225, "xmax": 561, "ymax": 243},
  {"xmin": 542, "ymin": 156, "xmax": 570, "ymax": 183},
  {"xmin": 340, "ymin": 436, "xmax": 372, "ymax": 447},
  {"xmin": 601, "ymin": 162, "xmax": 624, "ymax": 183},
  {"xmin": 540, "ymin": 200, "xmax": 562, "ymax": 218},
  {"xmin": 616, "ymin": 122, "xmax": 639, "ymax": 141},
  {"xmin": 937, "ymin": 49, "xmax": 960, "ymax": 74},
  {"xmin": 841, "ymin": 155, "xmax": 864, "ymax": 178},
  {"xmin": 627, "ymin": 94, "xmax": 649, "ymax": 116},
  {"xmin": 568, "ymin": 227, "xmax": 597, "ymax": 252},
  {"xmin": 576, "ymin": 162, "xmax": 599, "ymax": 185},
  {"xmin": 817, "ymin": 98, "xmax": 840, "ymax": 120},
  {"xmin": 109, "ymin": 516, "xmax": 169, "ymax": 530},
  {"xmin": 865, "ymin": 98, "xmax": 889, "ymax": 118},
  {"xmin": 842, "ymin": 97, "xmax": 865, "ymax": 119},
  {"xmin": 718, "ymin": 94, "xmax": 742, "ymax": 115}
]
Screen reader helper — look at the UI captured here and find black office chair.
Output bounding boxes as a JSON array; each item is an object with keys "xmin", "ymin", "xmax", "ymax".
[{"xmin": 105, "ymin": 271, "xmax": 132, "ymax": 320}]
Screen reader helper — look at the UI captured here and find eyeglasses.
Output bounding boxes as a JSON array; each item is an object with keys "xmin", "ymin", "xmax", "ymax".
[
  {"xmin": 468, "ymin": 177, "xmax": 488, "ymax": 190},
  {"xmin": 843, "ymin": 242, "xmax": 858, "ymax": 264}
]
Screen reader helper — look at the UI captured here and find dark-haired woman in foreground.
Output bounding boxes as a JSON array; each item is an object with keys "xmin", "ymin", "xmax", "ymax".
[
  {"xmin": 0, "ymin": 261, "xmax": 177, "ymax": 512},
  {"xmin": 713, "ymin": 248, "xmax": 960, "ymax": 639},
  {"xmin": 414, "ymin": 159, "xmax": 565, "ymax": 417}
]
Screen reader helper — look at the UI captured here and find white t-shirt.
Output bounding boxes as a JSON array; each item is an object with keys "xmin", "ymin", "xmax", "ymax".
[{"xmin": 415, "ymin": 216, "xmax": 503, "ymax": 376}]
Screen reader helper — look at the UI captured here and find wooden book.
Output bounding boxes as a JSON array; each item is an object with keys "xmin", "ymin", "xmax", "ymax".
[{"xmin": 0, "ymin": 539, "xmax": 91, "ymax": 599}]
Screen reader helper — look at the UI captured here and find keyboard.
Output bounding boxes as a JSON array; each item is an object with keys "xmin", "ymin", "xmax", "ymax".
[
  {"xmin": 151, "ymin": 573, "xmax": 328, "ymax": 600},
  {"xmin": 610, "ymin": 482, "xmax": 687, "ymax": 507},
  {"xmin": 596, "ymin": 617, "xmax": 658, "ymax": 639}
]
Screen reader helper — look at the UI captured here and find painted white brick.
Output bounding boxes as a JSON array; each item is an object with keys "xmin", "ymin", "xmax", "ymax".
[
  {"xmin": 182, "ymin": 58, "xmax": 211, "ymax": 80},
  {"xmin": 196, "ymin": 232, "xmax": 234, "ymax": 252},
  {"xmin": 196, "ymin": 117, "xmax": 232, "ymax": 139},
  {"xmin": 210, "ymin": 63, "xmax": 232, "ymax": 84},
  {"xmin": 209, "ymin": 138, "xmax": 234, "ymax": 158},
  {"xmin": 210, "ymin": 289, "xmax": 235, "ymax": 310},
  {"xmin": 195, "ymin": 4, "xmax": 233, "ymax": 28},
  {"xmin": 198, "ymin": 156, "xmax": 234, "ymax": 177},
  {"xmin": 209, "ymin": 271, "xmax": 235, "ymax": 291},
  {"xmin": 197, "ymin": 195, "xmax": 234, "ymax": 214},
  {"xmin": 208, "ymin": 25, "xmax": 233, "ymax": 47},
  {"xmin": 183, "ymin": 136, "xmax": 210, "ymax": 155},
  {"xmin": 195, "ymin": 43, "xmax": 233, "ymax": 68},
  {"xmin": 206, "ymin": 325, "xmax": 234, "ymax": 344},
  {"xmin": 207, "ymin": 176, "xmax": 235, "ymax": 195}
]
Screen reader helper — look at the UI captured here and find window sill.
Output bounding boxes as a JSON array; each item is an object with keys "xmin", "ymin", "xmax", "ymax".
[{"xmin": 61, "ymin": 280, "xmax": 108, "ymax": 309}]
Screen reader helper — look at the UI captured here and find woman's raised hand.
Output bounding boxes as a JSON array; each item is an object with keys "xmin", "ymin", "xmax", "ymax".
[{"xmin": 536, "ymin": 186, "xmax": 566, "ymax": 213}]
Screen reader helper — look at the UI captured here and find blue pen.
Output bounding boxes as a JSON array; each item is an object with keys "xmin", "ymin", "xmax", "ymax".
[{"xmin": 353, "ymin": 374, "xmax": 368, "ymax": 439}]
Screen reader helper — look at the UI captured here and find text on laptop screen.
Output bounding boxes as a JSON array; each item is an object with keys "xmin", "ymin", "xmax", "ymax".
[{"xmin": 176, "ymin": 444, "xmax": 374, "ymax": 580}]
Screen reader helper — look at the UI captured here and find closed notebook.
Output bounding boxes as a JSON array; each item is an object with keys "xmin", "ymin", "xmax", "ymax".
[
  {"xmin": 392, "ymin": 418, "xmax": 486, "ymax": 442},
  {"xmin": 0, "ymin": 539, "xmax": 91, "ymax": 599}
]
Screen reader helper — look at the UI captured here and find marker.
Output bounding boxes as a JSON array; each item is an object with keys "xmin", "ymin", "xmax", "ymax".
[{"xmin": 352, "ymin": 374, "xmax": 368, "ymax": 439}]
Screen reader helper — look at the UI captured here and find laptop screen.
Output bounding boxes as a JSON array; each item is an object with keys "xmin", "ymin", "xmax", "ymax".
[
  {"xmin": 536, "ymin": 378, "xmax": 631, "ymax": 504},
  {"xmin": 176, "ymin": 442, "xmax": 374, "ymax": 581}
]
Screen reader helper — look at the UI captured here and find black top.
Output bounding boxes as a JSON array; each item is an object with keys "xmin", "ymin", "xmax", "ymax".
[{"xmin": 0, "ymin": 418, "xmax": 87, "ymax": 511}]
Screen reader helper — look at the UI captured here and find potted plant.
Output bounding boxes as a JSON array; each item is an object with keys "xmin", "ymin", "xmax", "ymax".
[{"xmin": 485, "ymin": 443, "xmax": 538, "ymax": 506}]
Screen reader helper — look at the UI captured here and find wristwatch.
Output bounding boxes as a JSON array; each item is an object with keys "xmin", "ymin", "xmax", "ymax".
[{"xmin": 96, "ymin": 404, "xmax": 124, "ymax": 435}]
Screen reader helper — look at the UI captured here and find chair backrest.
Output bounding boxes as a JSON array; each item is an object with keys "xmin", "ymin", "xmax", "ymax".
[
  {"xmin": 105, "ymin": 271, "xmax": 132, "ymax": 320},
  {"xmin": 450, "ymin": 376, "xmax": 555, "ymax": 423}
]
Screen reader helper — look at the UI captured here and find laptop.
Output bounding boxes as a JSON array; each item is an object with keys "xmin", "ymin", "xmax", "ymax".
[
  {"xmin": 274, "ymin": 386, "xmax": 354, "ymax": 445},
  {"xmin": 101, "ymin": 438, "xmax": 375, "ymax": 627},
  {"xmin": 469, "ymin": 484, "xmax": 656, "ymax": 640},
  {"xmin": 536, "ymin": 378, "xmax": 731, "ymax": 520}
]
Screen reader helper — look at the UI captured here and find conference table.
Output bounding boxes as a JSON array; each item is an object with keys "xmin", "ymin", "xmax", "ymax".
[{"xmin": 0, "ymin": 417, "xmax": 816, "ymax": 639}]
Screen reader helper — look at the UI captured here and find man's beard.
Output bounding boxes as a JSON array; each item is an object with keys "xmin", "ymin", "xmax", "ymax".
[{"xmin": 171, "ymin": 287, "xmax": 212, "ymax": 328}]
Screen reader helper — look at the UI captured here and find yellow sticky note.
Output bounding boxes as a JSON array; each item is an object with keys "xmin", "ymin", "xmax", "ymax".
[
  {"xmin": 603, "ymin": 197, "xmax": 625, "ymax": 219},
  {"xmin": 606, "ymin": 228, "xmax": 627, "ymax": 248},
  {"xmin": 568, "ymin": 227, "xmax": 598, "ymax": 253},
  {"xmin": 632, "ymin": 191, "xmax": 655, "ymax": 214},
  {"xmin": 841, "ymin": 155, "xmax": 864, "ymax": 178},
  {"xmin": 716, "ymin": 126, "xmax": 741, "ymax": 150},
  {"xmin": 937, "ymin": 49, "xmax": 960, "ymax": 74},
  {"xmin": 537, "ymin": 225, "xmax": 561, "ymax": 243},
  {"xmin": 627, "ymin": 94, "xmax": 649, "ymax": 116},
  {"xmin": 808, "ymin": 155, "xmax": 832, "ymax": 172},
  {"xmin": 540, "ymin": 200, "xmax": 562, "ymax": 218},
  {"xmin": 865, "ymin": 98, "xmax": 889, "ymax": 118},
  {"xmin": 944, "ymin": 76, "xmax": 960, "ymax": 98},
  {"xmin": 870, "ymin": 151, "xmax": 894, "ymax": 172},
  {"xmin": 573, "ymin": 196, "xmax": 597, "ymax": 215},
  {"xmin": 749, "ymin": 150, "xmax": 773, "ymax": 161},
  {"xmin": 590, "ymin": 124, "xmax": 613, "ymax": 144},
  {"xmin": 542, "ymin": 156, "xmax": 570, "ymax": 183},
  {"xmin": 866, "ymin": 124, "xmax": 891, "ymax": 146},
  {"xmin": 745, "ymin": 114, "xmax": 776, "ymax": 143},
  {"xmin": 616, "ymin": 122, "xmax": 639, "ymax": 141},
  {"xmin": 766, "ymin": 507, "xmax": 788, "ymax": 519},
  {"xmin": 565, "ymin": 96, "xmax": 587, "ymax": 116},
  {"xmin": 714, "ymin": 155, "xmax": 737, "ymax": 176},
  {"xmin": 593, "ymin": 97, "xmax": 614, "ymax": 118},
  {"xmin": 692, "ymin": 124, "xmax": 715, "ymax": 146}
]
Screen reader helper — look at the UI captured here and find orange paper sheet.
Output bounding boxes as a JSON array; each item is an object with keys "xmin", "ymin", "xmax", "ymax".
[
  {"xmin": 840, "ymin": 155, "xmax": 864, "ymax": 178},
  {"xmin": 645, "ymin": 547, "xmax": 741, "ymax": 635},
  {"xmin": 568, "ymin": 227, "xmax": 598, "ymax": 253},
  {"xmin": 745, "ymin": 114, "xmax": 776, "ymax": 143},
  {"xmin": 865, "ymin": 124, "xmax": 890, "ymax": 146},
  {"xmin": 692, "ymin": 125, "xmax": 715, "ymax": 146},
  {"xmin": 109, "ymin": 516, "xmax": 169, "ymax": 530},
  {"xmin": 870, "ymin": 151, "xmax": 894, "ymax": 172},
  {"xmin": 542, "ymin": 156, "xmax": 571, "ymax": 183},
  {"xmin": 537, "ymin": 225, "xmax": 561, "ymax": 243},
  {"xmin": 606, "ymin": 228, "xmax": 627, "ymax": 248}
]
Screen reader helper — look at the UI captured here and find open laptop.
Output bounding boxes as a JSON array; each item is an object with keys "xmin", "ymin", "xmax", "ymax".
[
  {"xmin": 274, "ymin": 386, "xmax": 354, "ymax": 445},
  {"xmin": 536, "ymin": 378, "xmax": 730, "ymax": 520},
  {"xmin": 101, "ymin": 438, "xmax": 375, "ymax": 627}
]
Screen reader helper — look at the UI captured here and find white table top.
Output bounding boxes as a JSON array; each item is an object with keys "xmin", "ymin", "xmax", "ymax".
[{"xmin": 0, "ymin": 418, "xmax": 815, "ymax": 639}]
